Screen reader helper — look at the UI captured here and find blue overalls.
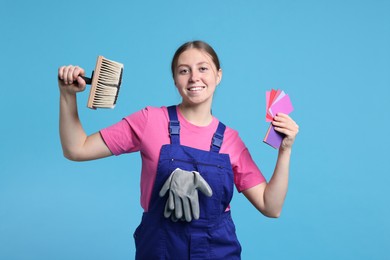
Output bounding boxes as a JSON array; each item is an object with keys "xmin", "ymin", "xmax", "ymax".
[{"xmin": 133, "ymin": 106, "xmax": 242, "ymax": 259}]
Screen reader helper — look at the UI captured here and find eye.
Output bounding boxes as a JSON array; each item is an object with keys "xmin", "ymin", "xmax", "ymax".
[
  {"xmin": 178, "ymin": 68, "xmax": 189, "ymax": 75},
  {"xmin": 199, "ymin": 67, "xmax": 209, "ymax": 72}
]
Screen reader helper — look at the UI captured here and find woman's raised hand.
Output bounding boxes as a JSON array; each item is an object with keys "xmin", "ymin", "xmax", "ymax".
[
  {"xmin": 58, "ymin": 65, "xmax": 87, "ymax": 95},
  {"xmin": 272, "ymin": 113, "xmax": 299, "ymax": 150}
]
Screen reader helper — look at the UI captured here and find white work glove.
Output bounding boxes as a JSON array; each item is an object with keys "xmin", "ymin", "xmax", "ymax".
[{"xmin": 159, "ymin": 168, "xmax": 213, "ymax": 222}]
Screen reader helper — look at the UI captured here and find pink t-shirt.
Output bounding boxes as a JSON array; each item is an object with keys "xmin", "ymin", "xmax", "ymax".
[{"xmin": 100, "ymin": 106, "xmax": 265, "ymax": 211}]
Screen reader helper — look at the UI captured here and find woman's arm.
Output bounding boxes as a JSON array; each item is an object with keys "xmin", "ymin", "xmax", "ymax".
[
  {"xmin": 243, "ymin": 113, "xmax": 299, "ymax": 218},
  {"xmin": 58, "ymin": 65, "xmax": 112, "ymax": 161}
]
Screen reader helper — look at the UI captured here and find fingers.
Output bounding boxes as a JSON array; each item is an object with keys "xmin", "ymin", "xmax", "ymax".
[
  {"xmin": 58, "ymin": 65, "xmax": 86, "ymax": 87},
  {"xmin": 182, "ymin": 198, "xmax": 192, "ymax": 222},
  {"xmin": 161, "ymin": 169, "xmax": 213, "ymax": 222},
  {"xmin": 272, "ymin": 113, "xmax": 299, "ymax": 148},
  {"xmin": 168, "ymin": 190, "xmax": 174, "ymax": 210},
  {"xmin": 190, "ymin": 194, "xmax": 200, "ymax": 220},
  {"xmin": 163, "ymin": 200, "xmax": 172, "ymax": 218},
  {"xmin": 174, "ymin": 194, "xmax": 183, "ymax": 219},
  {"xmin": 272, "ymin": 113, "xmax": 299, "ymax": 135}
]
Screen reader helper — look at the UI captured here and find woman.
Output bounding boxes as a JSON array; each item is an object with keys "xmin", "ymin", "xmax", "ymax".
[{"xmin": 58, "ymin": 41, "xmax": 299, "ymax": 259}]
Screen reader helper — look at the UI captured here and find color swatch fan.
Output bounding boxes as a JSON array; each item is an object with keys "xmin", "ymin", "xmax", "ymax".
[{"xmin": 263, "ymin": 89, "xmax": 294, "ymax": 149}]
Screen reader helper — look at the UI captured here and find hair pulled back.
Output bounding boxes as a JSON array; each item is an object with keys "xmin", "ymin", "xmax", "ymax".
[{"xmin": 171, "ymin": 41, "xmax": 221, "ymax": 77}]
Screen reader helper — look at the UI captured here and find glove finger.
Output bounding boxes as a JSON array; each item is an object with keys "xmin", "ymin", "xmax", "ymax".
[
  {"xmin": 193, "ymin": 172, "xmax": 213, "ymax": 197},
  {"xmin": 159, "ymin": 172, "xmax": 174, "ymax": 197},
  {"xmin": 168, "ymin": 190, "xmax": 175, "ymax": 210},
  {"xmin": 164, "ymin": 201, "xmax": 172, "ymax": 218},
  {"xmin": 182, "ymin": 198, "xmax": 192, "ymax": 222},
  {"xmin": 190, "ymin": 192, "xmax": 200, "ymax": 220},
  {"xmin": 174, "ymin": 195, "xmax": 183, "ymax": 219}
]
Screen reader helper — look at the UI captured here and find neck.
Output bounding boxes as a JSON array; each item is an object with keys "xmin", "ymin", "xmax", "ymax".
[{"xmin": 178, "ymin": 103, "xmax": 213, "ymax": 126}]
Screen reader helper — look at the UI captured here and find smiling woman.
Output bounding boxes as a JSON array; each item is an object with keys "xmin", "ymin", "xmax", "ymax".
[
  {"xmin": 173, "ymin": 47, "xmax": 222, "ymax": 124},
  {"xmin": 57, "ymin": 40, "xmax": 299, "ymax": 259}
]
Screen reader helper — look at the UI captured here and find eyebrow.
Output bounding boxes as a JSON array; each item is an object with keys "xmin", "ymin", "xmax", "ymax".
[{"xmin": 177, "ymin": 62, "xmax": 211, "ymax": 68}]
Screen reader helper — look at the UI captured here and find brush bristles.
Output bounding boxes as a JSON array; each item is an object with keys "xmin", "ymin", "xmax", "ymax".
[{"xmin": 87, "ymin": 56, "xmax": 124, "ymax": 109}]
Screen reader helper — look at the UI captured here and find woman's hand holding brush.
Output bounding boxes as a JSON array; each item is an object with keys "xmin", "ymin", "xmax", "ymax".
[{"xmin": 58, "ymin": 65, "xmax": 87, "ymax": 95}]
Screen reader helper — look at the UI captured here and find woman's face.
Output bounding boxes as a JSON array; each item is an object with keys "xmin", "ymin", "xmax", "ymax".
[{"xmin": 174, "ymin": 48, "xmax": 222, "ymax": 107}]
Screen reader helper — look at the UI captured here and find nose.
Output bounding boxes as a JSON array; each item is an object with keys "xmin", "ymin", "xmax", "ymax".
[{"xmin": 189, "ymin": 70, "xmax": 200, "ymax": 82}]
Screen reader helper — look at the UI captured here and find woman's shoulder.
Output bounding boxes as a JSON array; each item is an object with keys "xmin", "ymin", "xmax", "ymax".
[
  {"xmin": 123, "ymin": 105, "xmax": 169, "ymax": 121},
  {"xmin": 216, "ymin": 123, "xmax": 248, "ymax": 162},
  {"xmin": 144, "ymin": 106, "xmax": 170, "ymax": 121},
  {"xmin": 132, "ymin": 105, "xmax": 167, "ymax": 114},
  {"xmin": 217, "ymin": 122, "xmax": 244, "ymax": 147},
  {"xmin": 220, "ymin": 122, "xmax": 240, "ymax": 140}
]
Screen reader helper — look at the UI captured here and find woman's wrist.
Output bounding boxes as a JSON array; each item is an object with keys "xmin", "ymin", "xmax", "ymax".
[
  {"xmin": 278, "ymin": 146, "xmax": 292, "ymax": 156},
  {"xmin": 60, "ymin": 90, "xmax": 77, "ymax": 105}
]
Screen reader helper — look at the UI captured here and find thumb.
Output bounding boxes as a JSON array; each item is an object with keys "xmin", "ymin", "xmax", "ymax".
[
  {"xmin": 193, "ymin": 171, "xmax": 212, "ymax": 197},
  {"xmin": 72, "ymin": 66, "xmax": 86, "ymax": 89},
  {"xmin": 76, "ymin": 76, "xmax": 87, "ymax": 90},
  {"xmin": 159, "ymin": 172, "xmax": 174, "ymax": 197}
]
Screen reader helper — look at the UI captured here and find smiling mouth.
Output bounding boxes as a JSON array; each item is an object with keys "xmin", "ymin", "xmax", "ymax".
[{"xmin": 187, "ymin": 86, "xmax": 205, "ymax": 91}]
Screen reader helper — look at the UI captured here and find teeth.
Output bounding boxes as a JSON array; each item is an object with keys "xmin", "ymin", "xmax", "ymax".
[{"xmin": 188, "ymin": 86, "xmax": 204, "ymax": 91}]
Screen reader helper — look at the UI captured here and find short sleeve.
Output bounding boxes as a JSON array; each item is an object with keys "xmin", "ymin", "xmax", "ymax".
[
  {"xmin": 100, "ymin": 108, "xmax": 148, "ymax": 155},
  {"xmin": 233, "ymin": 148, "xmax": 266, "ymax": 192}
]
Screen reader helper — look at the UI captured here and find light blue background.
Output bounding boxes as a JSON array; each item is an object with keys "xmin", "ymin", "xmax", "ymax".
[{"xmin": 1, "ymin": 0, "xmax": 389, "ymax": 259}]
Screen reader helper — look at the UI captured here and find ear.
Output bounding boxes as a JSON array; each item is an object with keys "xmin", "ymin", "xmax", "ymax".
[{"xmin": 217, "ymin": 69, "xmax": 222, "ymax": 85}]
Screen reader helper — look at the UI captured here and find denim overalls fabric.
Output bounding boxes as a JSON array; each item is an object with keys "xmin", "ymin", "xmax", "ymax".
[{"xmin": 133, "ymin": 106, "xmax": 241, "ymax": 259}]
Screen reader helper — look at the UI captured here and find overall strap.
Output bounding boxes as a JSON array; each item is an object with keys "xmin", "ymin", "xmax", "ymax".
[
  {"xmin": 167, "ymin": 106, "xmax": 180, "ymax": 145},
  {"xmin": 210, "ymin": 122, "xmax": 226, "ymax": 153}
]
